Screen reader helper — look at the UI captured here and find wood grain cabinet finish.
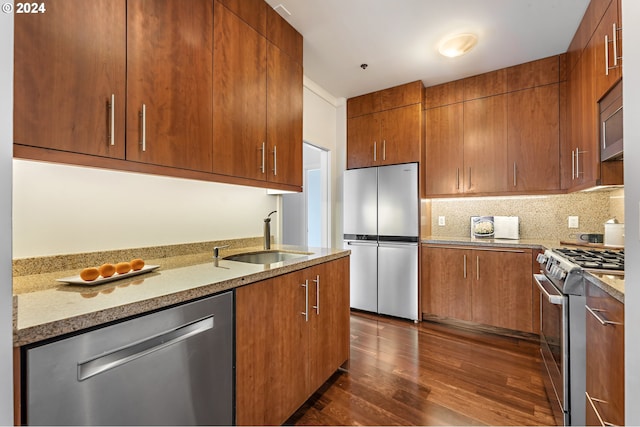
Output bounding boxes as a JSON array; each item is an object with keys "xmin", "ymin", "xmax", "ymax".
[
  {"xmin": 422, "ymin": 245, "xmax": 535, "ymax": 333},
  {"xmin": 217, "ymin": 0, "xmax": 267, "ymax": 36},
  {"xmin": 347, "ymin": 81, "xmax": 423, "ymax": 169},
  {"xmin": 585, "ymin": 282, "xmax": 624, "ymax": 426},
  {"xmin": 213, "ymin": 1, "xmax": 302, "ymax": 188},
  {"xmin": 563, "ymin": 0, "xmax": 623, "ymax": 192},
  {"xmin": 14, "ymin": 0, "xmax": 126, "ymax": 159},
  {"xmin": 424, "ymin": 103, "xmax": 464, "ymax": 195},
  {"xmin": 236, "ymin": 257, "xmax": 350, "ymax": 426},
  {"xmin": 507, "ymin": 84, "xmax": 561, "ymax": 192},
  {"xmin": 126, "ymin": 0, "xmax": 214, "ymax": 172},
  {"xmin": 463, "ymin": 95, "xmax": 509, "ymax": 194}
]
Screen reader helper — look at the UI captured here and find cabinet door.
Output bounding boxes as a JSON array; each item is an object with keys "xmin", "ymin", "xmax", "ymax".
[
  {"xmin": 213, "ymin": 2, "xmax": 267, "ymax": 180},
  {"xmin": 463, "ymin": 95, "xmax": 508, "ymax": 193},
  {"xmin": 267, "ymin": 43, "xmax": 303, "ymax": 187},
  {"xmin": 235, "ymin": 273, "xmax": 310, "ymax": 426},
  {"xmin": 14, "ymin": 0, "xmax": 126, "ymax": 158},
  {"xmin": 507, "ymin": 85, "xmax": 560, "ymax": 192},
  {"xmin": 585, "ymin": 283, "xmax": 624, "ymax": 426},
  {"xmin": 425, "ymin": 103, "xmax": 464, "ymax": 195},
  {"xmin": 126, "ymin": 0, "xmax": 213, "ymax": 172},
  {"xmin": 347, "ymin": 114, "xmax": 379, "ymax": 169},
  {"xmin": 472, "ymin": 249, "xmax": 533, "ymax": 332},
  {"xmin": 309, "ymin": 258, "xmax": 350, "ymax": 392},
  {"xmin": 380, "ymin": 104, "xmax": 421, "ymax": 165},
  {"xmin": 217, "ymin": 0, "xmax": 266, "ymax": 36},
  {"xmin": 421, "ymin": 246, "xmax": 472, "ymax": 321},
  {"xmin": 594, "ymin": 0, "xmax": 622, "ymax": 101}
]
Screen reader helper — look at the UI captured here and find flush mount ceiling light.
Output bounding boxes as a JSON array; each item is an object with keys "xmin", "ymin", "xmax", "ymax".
[{"xmin": 438, "ymin": 33, "xmax": 478, "ymax": 58}]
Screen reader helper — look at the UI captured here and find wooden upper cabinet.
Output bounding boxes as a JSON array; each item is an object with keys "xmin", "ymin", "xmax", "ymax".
[
  {"xmin": 126, "ymin": 0, "xmax": 213, "ymax": 172},
  {"xmin": 346, "ymin": 81, "xmax": 423, "ymax": 169},
  {"xmin": 425, "ymin": 103, "xmax": 464, "ymax": 196},
  {"xmin": 217, "ymin": 0, "xmax": 266, "ymax": 36},
  {"xmin": 380, "ymin": 104, "xmax": 422, "ymax": 165},
  {"xmin": 266, "ymin": 43, "xmax": 303, "ymax": 187},
  {"xmin": 593, "ymin": 0, "xmax": 622, "ymax": 100},
  {"xmin": 423, "ymin": 80, "xmax": 464, "ymax": 109},
  {"xmin": 14, "ymin": 0, "xmax": 126, "ymax": 158},
  {"xmin": 213, "ymin": 2, "xmax": 267, "ymax": 181},
  {"xmin": 463, "ymin": 69, "xmax": 507, "ymax": 100},
  {"xmin": 507, "ymin": 56, "xmax": 560, "ymax": 92},
  {"xmin": 266, "ymin": 6, "xmax": 303, "ymax": 64},
  {"xmin": 463, "ymin": 95, "xmax": 508, "ymax": 194},
  {"xmin": 507, "ymin": 84, "xmax": 560, "ymax": 192}
]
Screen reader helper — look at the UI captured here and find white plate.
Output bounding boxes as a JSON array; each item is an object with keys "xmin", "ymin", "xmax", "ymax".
[{"xmin": 57, "ymin": 265, "xmax": 160, "ymax": 286}]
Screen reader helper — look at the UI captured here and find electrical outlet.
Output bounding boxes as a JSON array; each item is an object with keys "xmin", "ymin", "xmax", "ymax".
[
  {"xmin": 568, "ymin": 216, "xmax": 579, "ymax": 229},
  {"xmin": 438, "ymin": 216, "xmax": 446, "ymax": 226}
]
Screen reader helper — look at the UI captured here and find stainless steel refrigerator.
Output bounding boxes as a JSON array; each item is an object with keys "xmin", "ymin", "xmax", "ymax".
[{"xmin": 343, "ymin": 163, "xmax": 419, "ymax": 321}]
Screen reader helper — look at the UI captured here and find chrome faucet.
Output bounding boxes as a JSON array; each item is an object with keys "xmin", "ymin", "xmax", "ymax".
[
  {"xmin": 264, "ymin": 210, "xmax": 277, "ymax": 250},
  {"xmin": 213, "ymin": 245, "xmax": 229, "ymax": 259}
]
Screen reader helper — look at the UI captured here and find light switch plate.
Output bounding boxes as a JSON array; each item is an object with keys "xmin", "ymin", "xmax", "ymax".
[
  {"xmin": 438, "ymin": 216, "xmax": 446, "ymax": 226},
  {"xmin": 568, "ymin": 216, "xmax": 579, "ymax": 228}
]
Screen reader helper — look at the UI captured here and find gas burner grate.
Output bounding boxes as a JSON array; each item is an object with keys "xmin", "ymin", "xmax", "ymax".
[{"xmin": 554, "ymin": 248, "xmax": 624, "ymax": 271}]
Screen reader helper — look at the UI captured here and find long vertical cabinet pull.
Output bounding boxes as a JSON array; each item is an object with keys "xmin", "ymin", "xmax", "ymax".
[
  {"xmin": 463, "ymin": 255, "xmax": 467, "ymax": 279},
  {"xmin": 373, "ymin": 141, "xmax": 377, "ymax": 162},
  {"xmin": 575, "ymin": 147, "xmax": 580, "ymax": 178},
  {"xmin": 606, "ymin": 23, "xmax": 623, "ymax": 75},
  {"xmin": 571, "ymin": 150, "xmax": 576, "ymax": 180},
  {"xmin": 468, "ymin": 167, "xmax": 472, "ymax": 190},
  {"xmin": 108, "ymin": 94, "xmax": 115, "ymax": 146},
  {"xmin": 513, "ymin": 162, "xmax": 517, "ymax": 187},
  {"xmin": 272, "ymin": 145, "xmax": 277, "ymax": 176},
  {"xmin": 260, "ymin": 142, "xmax": 266, "ymax": 174},
  {"xmin": 301, "ymin": 280, "xmax": 309, "ymax": 321},
  {"xmin": 312, "ymin": 275, "xmax": 320, "ymax": 314},
  {"xmin": 456, "ymin": 168, "xmax": 460, "ymax": 190},
  {"xmin": 605, "ymin": 33, "xmax": 611, "ymax": 76},
  {"xmin": 476, "ymin": 256, "xmax": 480, "ymax": 281},
  {"xmin": 140, "ymin": 104, "xmax": 147, "ymax": 152},
  {"xmin": 614, "ymin": 23, "xmax": 622, "ymax": 66},
  {"xmin": 382, "ymin": 140, "xmax": 386, "ymax": 161}
]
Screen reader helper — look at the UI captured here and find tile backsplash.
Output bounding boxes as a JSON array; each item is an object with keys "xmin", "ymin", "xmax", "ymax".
[{"xmin": 426, "ymin": 189, "xmax": 624, "ymax": 240}]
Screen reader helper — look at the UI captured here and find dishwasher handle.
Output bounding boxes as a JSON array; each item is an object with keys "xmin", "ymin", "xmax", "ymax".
[
  {"xmin": 534, "ymin": 274, "xmax": 564, "ymax": 305},
  {"xmin": 77, "ymin": 316, "xmax": 214, "ymax": 381}
]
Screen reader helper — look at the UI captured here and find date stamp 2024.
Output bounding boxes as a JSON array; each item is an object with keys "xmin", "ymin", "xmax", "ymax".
[{"xmin": 3, "ymin": 2, "xmax": 47, "ymax": 14}]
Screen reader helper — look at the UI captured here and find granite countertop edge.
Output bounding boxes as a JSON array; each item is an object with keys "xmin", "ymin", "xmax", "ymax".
[{"xmin": 14, "ymin": 246, "xmax": 350, "ymax": 347}]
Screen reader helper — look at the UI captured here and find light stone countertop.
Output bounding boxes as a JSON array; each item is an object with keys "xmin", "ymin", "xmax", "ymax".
[
  {"xmin": 13, "ymin": 245, "xmax": 349, "ymax": 347},
  {"xmin": 421, "ymin": 236, "xmax": 624, "ymax": 302}
]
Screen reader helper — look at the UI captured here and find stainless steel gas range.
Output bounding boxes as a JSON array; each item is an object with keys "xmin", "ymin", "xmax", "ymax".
[{"xmin": 534, "ymin": 247, "xmax": 624, "ymax": 426}]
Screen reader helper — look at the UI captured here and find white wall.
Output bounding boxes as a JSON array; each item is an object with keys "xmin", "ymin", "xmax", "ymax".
[
  {"xmin": 302, "ymin": 77, "xmax": 347, "ymax": 248},
  {"xmin": 622, "ymin": 1, "xmax": 639, "ymax": 423},
  {"xmin": 13, "ymin": 160, "xmax": 278, "ymax": 258},
  {"xmin": 0, "ymin": 6, "xmax": 13, "ymax": 424}
]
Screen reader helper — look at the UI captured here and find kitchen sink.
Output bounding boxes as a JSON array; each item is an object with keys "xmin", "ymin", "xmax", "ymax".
[{"xmin": 224, "ymin": 250, "xmax": 310, "ymax": 265}]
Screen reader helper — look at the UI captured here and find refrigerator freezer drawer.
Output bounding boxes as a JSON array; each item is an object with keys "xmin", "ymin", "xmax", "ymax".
[
  {"xmin": 345, "ymin": 240, "xmax": 378, "ymax": 313},
  {"xmin": 378, "ymin": 243, "xmax": 418, "ymax": 321}
]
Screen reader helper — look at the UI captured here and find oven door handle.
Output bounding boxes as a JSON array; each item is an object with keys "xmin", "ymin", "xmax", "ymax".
[{"xmin": 534, "ymin": 274, "xmax": 564, "ymax": 305}]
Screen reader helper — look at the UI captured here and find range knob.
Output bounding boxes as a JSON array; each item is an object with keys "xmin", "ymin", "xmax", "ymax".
[{"xmin": 536, "ymin": 253, "xmax": 548, "ymax": 264}]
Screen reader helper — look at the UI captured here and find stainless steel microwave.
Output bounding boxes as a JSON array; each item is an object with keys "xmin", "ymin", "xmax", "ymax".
[{"xmin": 600, "ymin": 80, "xmax": 623, "ymax": 161}]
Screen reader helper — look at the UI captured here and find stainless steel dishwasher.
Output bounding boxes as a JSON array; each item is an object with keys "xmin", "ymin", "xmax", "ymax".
[{"xmin": 24, "ymin": 291, "xmax": 234, "ymax": 426}]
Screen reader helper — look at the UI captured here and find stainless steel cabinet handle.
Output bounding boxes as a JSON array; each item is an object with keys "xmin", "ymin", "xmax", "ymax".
[
  {"xmin": 605, "ymin": 33, "xmax": 610, "ymax": 76},
  {"xmin": 575, "ymin": 147, "xmax": 580, "ymax": 177},
  {"xmin": 513, "ymin": 162, "xmax": 517, "ymax": 187},
  {"xmin": 260, "ymin": 142, "xmax": 266, "ymax": 174},
  {"xmin": 77, "ymin": 316, "xmax": 214, "ymax": 381},
  {"xmin": 586, "ymin": 305, "xmax": 623, "ymax": 326},
  {"xmin": 456, "ymin": 168, "xmax": 460, "ymax": 190},
  {"xmin": 272, "ymin": 145, "xmax": 277, "ymax": 176},
  {"xmin": 571, "ymin": 150, "xmax": 575, "ymax": 180},
  {"xmin": 108, "ymin": 94, "xmax": 115, "ymax": 146},
  {"xmin": 140, "ymin": 104, "xmax": 147, "ymax": 152},
  {"xmin": 373, "ymin": 141, "xmax": 377, "ymax": 162},
  {"xmin": 301, "ymin": 280, "xmax": 309, "ymax": 322},
  {"xmin": 463, "ymin": 254, "xmax": 467, "ymax": 279},
  {"xmin": 382, "ymin": 140, "xmax": 386, "ymax": 161},
  {"xmin": 312, "ymin": 275, "xmax": 320, "ymax": 315},
  {"xmin": 586, "ymin": 391, "xmax": 612, "ymax": 426},
  {"xmin": 614, "ymin": 23, "xmax": 622, "ymax": 65},
  {"xmin": 476, "ymin": 256, "xmax": 479, "ymax": 281}
]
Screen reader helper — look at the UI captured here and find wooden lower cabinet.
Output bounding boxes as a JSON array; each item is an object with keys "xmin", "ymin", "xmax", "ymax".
[
  {"xmin": 235, "ymin": 257, "xmax": 350, "ymax": 425},
  {"xmin": 585, "ymin": 281, "xmax": 624, "ymax": 426},
  {"xmin": 421, "ymin": 245, "xmax": 535, "ymax": 333}
]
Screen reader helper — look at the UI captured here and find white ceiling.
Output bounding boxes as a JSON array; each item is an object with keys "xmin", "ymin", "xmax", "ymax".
[{"xmin": 264, "ymin": 0, "xmax": 591, "ymax": 99}]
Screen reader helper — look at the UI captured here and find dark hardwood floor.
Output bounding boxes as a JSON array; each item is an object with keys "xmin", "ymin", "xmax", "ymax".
[{"xmin": 286, "ymin": 312, "xmax": 555, "ymax": 426}]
